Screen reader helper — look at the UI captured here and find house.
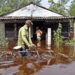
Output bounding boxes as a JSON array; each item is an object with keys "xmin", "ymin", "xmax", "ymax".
[{"xmin": 0, "ymin": 2, "xmax": 74, "ymax": 40}]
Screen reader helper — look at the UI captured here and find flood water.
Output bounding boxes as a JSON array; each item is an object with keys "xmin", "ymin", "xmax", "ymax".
[{"xmin": 0, "ymin": 40, "xmax": 75, "ymax": 75}]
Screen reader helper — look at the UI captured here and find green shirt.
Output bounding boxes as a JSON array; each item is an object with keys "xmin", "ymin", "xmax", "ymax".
[{"xmin": 17, "ymin": 25, "xmax": 32, "ymax": 49}]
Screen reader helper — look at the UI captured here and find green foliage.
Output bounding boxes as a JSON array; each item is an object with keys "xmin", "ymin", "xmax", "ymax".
[
  {"xmin": 0, "ymin": 0, "xmax": 42, "ymax": 15},
  {"xmin": 0, "ymin": 39, "xmax": 9, "ymax": 48},
  {"xmin": 29, "ymin": 0, "xmax": 41, "ymax": 4},
  {"xmin": 65, "ymin": 38, "xmax": 75, "ymax": 45},
  {"xmin": 70, "ymin": 20, "xmax": 74, "ymax": 32},
  {"xmin": 0, "ymin": 7, "xmax": 3, "ymax": 15},
  {"xmin": 69, "ymin": 0, "xmax": 75, "ymax": 16},
  {"xmin": 54, "ymin": 23, "xmax": 64, "ymax": 47},
  {"xmin": 0, "ymin": 7, "xmax": 12, "ymax": 15},
  {"xmin": 68, "ymin": 0, "xmax": 75, "ymax": 33},
  {"xmin": 58, "ymin": 0, "xmax": 69, "ymax": 4},
  {"xmin": 48, "ymin": 0, "xmax": 69, "ymax": 15}
]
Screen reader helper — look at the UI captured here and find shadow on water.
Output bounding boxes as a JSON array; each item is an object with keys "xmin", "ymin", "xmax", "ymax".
[{"xmin": 0, "ymin": 40, "xmax": 75, "ymax": 75}]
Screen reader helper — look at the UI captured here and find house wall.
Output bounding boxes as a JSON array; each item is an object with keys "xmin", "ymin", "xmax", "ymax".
[
  {"xmin": 0, "ymin": 22, "xmax": 5, "ymax": 39},
  {"xmin": 61, "ymin": 22, "xmax": 70, "ymax": 38},
  {"xmin": 4, "ymin": 21, "xmax": 70, "ymax": 40},
  {"xmin": 5, "ymin": 23, "xmax": 24, "ymax": 40}
]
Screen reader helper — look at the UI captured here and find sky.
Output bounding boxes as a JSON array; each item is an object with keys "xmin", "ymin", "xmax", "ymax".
[{"xmin": 40, "ymin": 0, "xmax": 73, "ymax": 8}]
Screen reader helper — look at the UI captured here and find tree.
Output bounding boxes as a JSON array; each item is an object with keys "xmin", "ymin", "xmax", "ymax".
[
  {"xmin": 69, "ymin": 0, "xmax": 75, "ymax": 16},
  {"xmin": 48, "ymin": 0, "xmax": 70, "ymax": 15},
  {"xmin": 54, "ymin": 23, "xmax": 64, "ymax": 47},
  {"xmin": 20, "ymin": 0, "xmax": 41, "ymax": 7},
  {"xmin": 68, "ymin": 0, "xmax": 75, "ymax": 32},
  {"xmin": 0, "ymin": 0, "xmax": 42, "ymax": 15}
]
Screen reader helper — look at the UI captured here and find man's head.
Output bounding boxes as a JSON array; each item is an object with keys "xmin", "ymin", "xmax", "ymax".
[{"xmin": 25, "ymin": 20, "xmax": 33, "ymax": 28}]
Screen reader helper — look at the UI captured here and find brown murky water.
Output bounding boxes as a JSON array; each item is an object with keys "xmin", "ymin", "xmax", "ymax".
[{"xmin": 0, "ymin": 40, "xmax": 75, "ymax": 75}]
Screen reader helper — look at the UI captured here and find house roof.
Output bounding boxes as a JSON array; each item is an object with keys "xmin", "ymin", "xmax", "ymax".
[
  {"xmin": 0, "ymin": 2, "xmax": 74, "ymax": 20},
  {"xmin": 5, "ymin": 4, "xmax": 63, "ymax": 17}
]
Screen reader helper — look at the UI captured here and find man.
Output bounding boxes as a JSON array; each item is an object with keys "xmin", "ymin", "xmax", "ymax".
[
  {"xmin": 17, "ymin": 20, "xmax": 34, "ymax": 56},
  {"xmin": 35, "ymin": 27, "xmax": 42, "ymax": 42},
  {"xmin": 35, "ymin": 27, "xmax": 42, "ymax": 46}
]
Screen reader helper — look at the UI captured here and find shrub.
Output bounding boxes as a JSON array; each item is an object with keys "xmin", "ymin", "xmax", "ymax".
[
  {"xmin": 0, "ymin": 39, "xmax": 9, "ymax": 48},
  {"xmin": 54, "ymin": 23, "xmax": 64, "ymax": 47}
]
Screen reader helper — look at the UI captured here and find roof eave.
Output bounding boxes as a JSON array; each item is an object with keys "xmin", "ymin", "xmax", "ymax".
[{"xmin": 0, "ymin": 16, "xmax": 74, "ymax": 21}]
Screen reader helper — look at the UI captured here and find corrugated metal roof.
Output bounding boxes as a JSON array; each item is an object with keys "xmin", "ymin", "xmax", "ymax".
[
  {"xmin": 5, "ymin": 3, "xmax": 63, "ymax": 17},
  {"xmin": 0, "ymin": 2, "xmax": 74, "ymax": 20}
]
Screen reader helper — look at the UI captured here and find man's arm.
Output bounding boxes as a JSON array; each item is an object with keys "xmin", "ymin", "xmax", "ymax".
[
  {"xmin": 21, "ymin": 30, "xmax": 30, "ymax": 47},
  {"xmin": 29, "ymin": 36, "xmax": 32, "ymax": 44}
]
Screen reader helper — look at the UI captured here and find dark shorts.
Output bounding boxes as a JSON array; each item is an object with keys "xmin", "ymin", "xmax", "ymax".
[{"xmin": 20, "ymin": 48, "xmax": 28, "ymax": 57}]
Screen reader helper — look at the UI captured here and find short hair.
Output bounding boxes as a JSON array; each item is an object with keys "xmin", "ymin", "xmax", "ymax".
[{"xmin": 25, "ymin": 20, "xmax": 33, "ymax": 25}]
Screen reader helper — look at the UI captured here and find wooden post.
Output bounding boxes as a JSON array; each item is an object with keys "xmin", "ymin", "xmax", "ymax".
[
  {"xmin": 74, "ymin": 20, "xmax": 75, "ymax": 41},
  {"xmin": 14, "ymin": 24, "xmax": 17, "ymax": 39}
]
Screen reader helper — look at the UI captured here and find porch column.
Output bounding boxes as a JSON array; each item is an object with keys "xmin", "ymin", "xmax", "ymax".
[
  {"xmin": 74, "ymin": 20, "xmax": 75, "ymax": 41},
  {"xmin": 0, "ymin": 22, "xmax": 5, "ymax": 39},
  {"xmin": 46, "ymin": 28, "xmax": 51, "ymax": 46},
  {"xmin": 14, "ymin": 24, "xmax": 17, "ymax": 39}
]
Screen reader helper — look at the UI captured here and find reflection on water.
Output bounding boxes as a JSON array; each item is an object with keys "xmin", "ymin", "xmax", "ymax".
[
  {"xmin": 0, "ymin": 40, "xmax": 75, "ymax": 75},
  {"xmin": 35, "ymin": 61, "xmax": 75, "ymax": 75}
]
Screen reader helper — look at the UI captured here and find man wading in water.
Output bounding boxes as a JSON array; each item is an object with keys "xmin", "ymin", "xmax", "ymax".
[
  {"xmin": 17, "ymin": 20, "xmax": 34, "ymax": 56},
  {"xmin": 35, "ymin": 27, "xmax": 42, "ymax": 46}
]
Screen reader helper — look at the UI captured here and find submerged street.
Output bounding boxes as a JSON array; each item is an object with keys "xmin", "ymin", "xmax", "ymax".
[{"xmin": 0, "ymin": 40, "xmax": 75, "ymax": 75}]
